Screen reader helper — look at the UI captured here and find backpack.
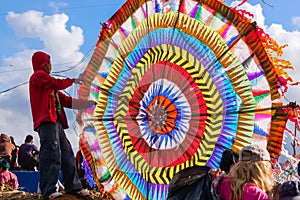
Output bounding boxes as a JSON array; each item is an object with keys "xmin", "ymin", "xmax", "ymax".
[{"xmin": 167, "ymin": 166, "xmax": 214, "ymax": 200}]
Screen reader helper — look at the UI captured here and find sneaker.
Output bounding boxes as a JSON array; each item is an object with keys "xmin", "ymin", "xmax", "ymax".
[
  {"xmin": 48, "ymin": 191, "xmax": 63, "ymax": 199},
  {"xmin": 76, "ymin": 189, "xmax": 89, "ymax": 197},
  {"xmin": 56, "ymin": 180, "xmax": 65, "ymax": 192}
]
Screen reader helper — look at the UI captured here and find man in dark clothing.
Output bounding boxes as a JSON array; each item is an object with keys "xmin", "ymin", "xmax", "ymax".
[
  {"xmin": 29, "ymin": 51, "xmax": 96, "ymax": 199},
  {"xmin": 18, "ymin": 135, "xmax": 39, "ymax": 171}
]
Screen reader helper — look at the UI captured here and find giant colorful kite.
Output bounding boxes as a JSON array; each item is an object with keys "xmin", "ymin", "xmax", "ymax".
[{"xmin": 76, "ymin": 0, "xmax": 297, "ymax": 199}]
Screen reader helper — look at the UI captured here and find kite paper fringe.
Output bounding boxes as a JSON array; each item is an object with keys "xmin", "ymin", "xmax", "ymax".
[
  {"xmin": 283, "ymin": 103, "xmax": 300, "ymax": 131},
  {"xmin": 232, "ymin": 8, "xmax": 254, "ymax": 20},
  {"xmin": 231, "ymin": 0, "xmax": 254, "ymax": 19},
  {"xmin": 237, "ymin": 0, "xmax": 248, "ymax": 7},
  {"xmin": 231, "ymin": 0, "xmax": 295, "ymax": 95},
  {"xmin": 256, "ymin": 27, "xmax": 295, "ymax": 87},
  {"xmin": 290, "ymin": 81, "xmax": 300, "ymax": 86}
]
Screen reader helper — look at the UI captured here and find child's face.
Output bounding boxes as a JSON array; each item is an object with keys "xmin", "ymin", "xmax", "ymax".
[{"xmin": 45, "ymin": 61, "xmax": 52, "ymax": 74}]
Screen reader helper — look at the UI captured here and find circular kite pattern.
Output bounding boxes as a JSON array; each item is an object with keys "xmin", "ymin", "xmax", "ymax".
[{"xmin": 77, "ymin": 1, "xmax": 291, "ymax": 200}]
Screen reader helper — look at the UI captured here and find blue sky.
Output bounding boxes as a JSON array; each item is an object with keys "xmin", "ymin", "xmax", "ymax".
[
  {"xmin": 0, "ymin": 1, "xmax": 126, "ymax": 58},
  {"xmin": 0, "ymin": 0, "xmax": 299, "ymax": 156},
  {"xmin": 227, "ymin": 0, "xmax": 300, "ymax": 31}
]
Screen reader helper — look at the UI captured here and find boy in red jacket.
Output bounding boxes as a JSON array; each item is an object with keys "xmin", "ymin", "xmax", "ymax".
[{"xmin": 29, "ymin": 51, "xmax": 95, "ymax": 199}]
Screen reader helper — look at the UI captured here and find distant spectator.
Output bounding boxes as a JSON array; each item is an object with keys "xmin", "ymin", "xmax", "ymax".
[
  {"xmin": 0, "ymin": 158, "xmax": 18, "ymax": 190},
  {"xmin": 211, "ymin": 149, "xmax": 239, "ymax": 199},
  {"xmin": 76, "ymin": 150, "xmax": 90, "ymax": 189},
  {"xmin": 9, "ymin": 136, "xmax": 19, "ymax": 170},
  {"xmin": 18, "ymin": 135, "xmax": 39, "ymax": 171},
  {"xmin": 278, "ymin": 180, "xmax": 300, "ymax": 200},
  {"xmin": 219, "ymin": 149, "xmax": 239, "ymax": 174},
  {"xmin": 0, "ymin": 133, "xmax": 15, "ymax": 164},
  {"xmin": 76, "ymin": 150, "xmax": 85, "ymax": 179}
]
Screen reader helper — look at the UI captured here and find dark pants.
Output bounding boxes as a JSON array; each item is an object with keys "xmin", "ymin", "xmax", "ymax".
[
  {"xmin": 38, "ymin": 122, "xmax": 82, "ymax": 199},
  {"xmin": 20, "ymin": 155, "xmax": 38, "ymax": 170}
]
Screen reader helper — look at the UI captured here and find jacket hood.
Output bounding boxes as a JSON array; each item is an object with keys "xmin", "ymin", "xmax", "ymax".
[
  {"xmin": 0, "ymin": 133, "xmax": 10, "ymax": 142},
  {"xmin": 32, "ymin": 51, "xmax": 50, "ymax": 72}
]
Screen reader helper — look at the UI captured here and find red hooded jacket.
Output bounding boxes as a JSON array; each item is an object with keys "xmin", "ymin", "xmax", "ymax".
[{"xmin": 29, "ymin": 51, "xmax": 90, "ymax": 130}]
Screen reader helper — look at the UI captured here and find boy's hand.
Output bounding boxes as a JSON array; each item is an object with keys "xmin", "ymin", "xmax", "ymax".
[
  {"xmin": 72, "ymin": 78, "xmax": 81, "ymax": 84},
  {"xmin": 86, "ymin": 100, "xmax": 97, "ymax": 108}
]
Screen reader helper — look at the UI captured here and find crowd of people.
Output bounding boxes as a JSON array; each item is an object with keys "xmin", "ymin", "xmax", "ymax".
[
  {"xmin": 167, "ymin": 144, "xmax": 300, "ymax": 200},
  {"xmin": 0, "ymin": 133, "xmax": 39, "ymax": 172},
  {"xmin": 0, "ymin": 133, "xmax": 39, "ymax": 190},
  {"xmin": 0, "ymin": 132, "xmax": 91, "ymax": 195}
]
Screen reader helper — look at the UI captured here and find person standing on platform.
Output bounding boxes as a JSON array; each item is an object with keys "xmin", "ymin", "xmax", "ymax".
[{"xmin": 29, "ymin": 51, "xmax": 96, "ymax": 199}]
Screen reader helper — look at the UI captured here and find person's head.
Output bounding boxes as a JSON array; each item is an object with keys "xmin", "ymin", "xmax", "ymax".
[
  {"xmin": 238, "ymin": 144, "xmax": 271, "ymax": 162},
  {"xmin": 25, "ymin": 135, "xmax": 34, "ymax": 143},
  {"xmin": 0, "ymin": 133, "xmax": 10, "ymax": 143},
  {"xmin": 298, "ymin": 161, "xmax": 300, "ymax": 177},
  {"xmin": 219, "ymin": 149, "xmax": 239, "ymax": 173},
  {"xmin": 0, "ymin": 158, "xmax": 10, "ymax": 172},
  {"xmin": 278, "ymin": 180, "xmax": 300, "ymax": 200},
  {"xmin": 228, "ymin": 144, "xmax": 273, "ymax": 200},
  {"xmin": 32, "ymin": 51, "xmax": 51, "ymax": 74},
  {"xmin": 9, "ymin": 136, "xmax": 16, "ymax": 146}
]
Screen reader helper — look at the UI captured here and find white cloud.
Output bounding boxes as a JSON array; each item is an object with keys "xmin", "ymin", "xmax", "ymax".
[
  {"xmin": 0, "ymin": 89, "xmax": 33, "ymax": 145},
  {"xmin": 292, "ymin": 16, "xmax": 300, "ymax": 29},
  {"xmin": 49, "ymin": 1, "xmax": 68, "ymax": 13},
  {"xmin": 2, "ymin": 10, "xmax": 85, "ymax": 88},
  {"xmin": 266, "ymin": 23, "xmax": 300, "ymax": 75},
  {"xmin": 5, "ymin": 10, "xmax": 84, "ymax": 61}
]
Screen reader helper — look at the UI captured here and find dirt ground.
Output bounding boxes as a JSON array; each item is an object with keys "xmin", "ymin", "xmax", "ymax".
[{"xmin": 0, "ymin": 189, "xmax": 115, "ymax": 200}]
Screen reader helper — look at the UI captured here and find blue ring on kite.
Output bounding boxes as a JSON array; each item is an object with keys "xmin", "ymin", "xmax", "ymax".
[{"xmin": 138, "ymin": 80, "xmax": 191, "ymax": 149}]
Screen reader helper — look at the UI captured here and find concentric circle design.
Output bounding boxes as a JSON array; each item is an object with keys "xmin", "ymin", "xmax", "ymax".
[
  {"xmin": 126, "ymin": 61, "xmax": 206, "ymax": 167},
  {"xmin": 145, "ymin": 95, "xmax": 178, "ymax": 135},
  {"xmin": 137, "ymin": 82, "xmax": 189, "ymax": 146}
]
